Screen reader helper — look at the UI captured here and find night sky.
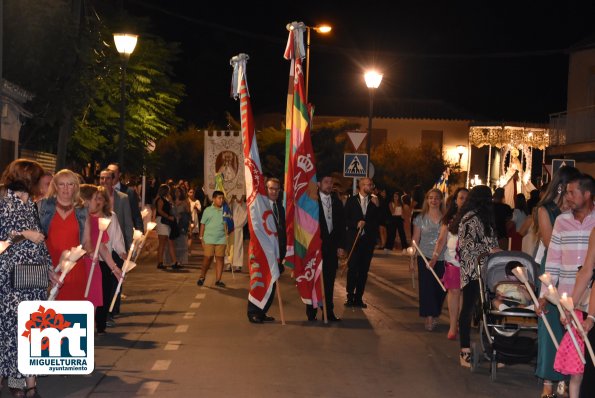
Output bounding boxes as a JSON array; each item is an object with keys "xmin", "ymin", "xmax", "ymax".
[{"xmin": 126, "ymin": 1, "xmax": 595, "ymax": 127}]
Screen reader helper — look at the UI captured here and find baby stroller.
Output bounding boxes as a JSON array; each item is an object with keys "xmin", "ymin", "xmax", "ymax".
[{"xmin": 470, "ymin": 251, "xmax": 540, "ymax": 381}]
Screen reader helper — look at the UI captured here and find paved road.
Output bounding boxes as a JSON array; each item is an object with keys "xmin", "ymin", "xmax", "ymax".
[{"xmin": 36, "ymin": 238, "xmax": 541, "ymax": 397}]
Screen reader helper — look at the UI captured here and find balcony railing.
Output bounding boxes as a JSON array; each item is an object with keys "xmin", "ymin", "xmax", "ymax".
[{"xmin": 549, "ymin": 105, "xmax": 595, "ymax": 146}]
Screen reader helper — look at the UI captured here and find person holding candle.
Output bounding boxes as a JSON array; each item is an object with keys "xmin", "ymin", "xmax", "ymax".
[
  {"xmin": 449, "ymin": 185, "xmax": 499, "ymax": 367},
  {"xmin": 412, "ymin": 188, "xmax": 446, "ymax": 331},
  {"xmin": 39, "ymin": 169, "xmax": 89, "ymax": 301},
  {"xmin": 0, "ymin": 159, "xmax": 59, "ymax": 398},
  {"xmin": 80, "ymin": 185, "xmax": 123, "ymax": 335},
  {"xmin": 541, "ymin": 173, "xmax": 595, "ymax": 398},
  {"xmin": 533, "ymin": 165, "xmax": 581, "ymax": 397},
  {"xmin": 570, "ymin": 228, "xmax": 595, "ymax": 397},
  {"xmin": 429, "ymin": 187, "xmax": 469, "ymax": 339}
]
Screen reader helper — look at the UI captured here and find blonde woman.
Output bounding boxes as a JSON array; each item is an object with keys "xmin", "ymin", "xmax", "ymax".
[
  {"xmin": 412, "ymin": 188, "xmax": 446, "ymax": 331},
  {"xmin": 39, "ymin": 169, "xmax": 88, "ymax": 300}
]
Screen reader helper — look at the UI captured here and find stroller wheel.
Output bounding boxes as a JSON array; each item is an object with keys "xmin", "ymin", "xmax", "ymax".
[
  {"xmin": 490, "ymin": 357, "xmax": 498, "ymax": 382},
  {"xmin": 470, "ymin": 342, "xmax": 480, "ymax": 373}
]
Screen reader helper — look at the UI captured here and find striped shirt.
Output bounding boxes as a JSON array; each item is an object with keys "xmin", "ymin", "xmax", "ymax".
[{"xmin": 542, "ymin": 208, "xmax": 595, "ymax": 297}]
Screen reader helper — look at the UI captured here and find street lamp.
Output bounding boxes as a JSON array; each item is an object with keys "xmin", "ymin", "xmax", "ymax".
[
  {"xmin": 113, "ymin": 33, "xmax": 138, "ymax": 170},
  {"xmin": 456, "ymin": 145, "xmax": 465, "ymax": 165},
  {"xmin": 364, "ymin": 70, "xmax": 383, "ymax": 177},
  {"xmin": 306, "ymin": 24, "xmax": 331, "ymax": 102}
]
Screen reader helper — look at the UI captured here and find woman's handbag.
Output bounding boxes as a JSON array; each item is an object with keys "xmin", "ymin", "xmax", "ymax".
[{"xmin": 11, "ymin": 264, "xmax": 49, "ymax": 289}]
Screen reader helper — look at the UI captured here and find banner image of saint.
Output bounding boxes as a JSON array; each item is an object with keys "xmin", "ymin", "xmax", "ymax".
[{"xmin": 204, "ymin": 131, "xmax": 246, "ymax": 199}]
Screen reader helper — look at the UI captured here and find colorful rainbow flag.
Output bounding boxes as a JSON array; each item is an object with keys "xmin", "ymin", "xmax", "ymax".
[
  {"xmin": 230, "ymin": 54, "xmax": 280, "ymax": 309},
  {"xmin": 284, "ymin": 25, "xmax": 323, "ymax": 307}
]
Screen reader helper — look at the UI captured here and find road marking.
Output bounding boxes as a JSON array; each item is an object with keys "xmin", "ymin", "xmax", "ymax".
[
  {"xmin": 183, "ymin": 312, "xmax": 195, "ymax": 319},
  {"xmin": 164, "ymin": 341, "xmax": 182, "ymax": 351},
  {"xmin": 175, "ymin": 325, "xmax": 189, "ymax": 333},
  {"xmin": 137, "ymin": 381, "xmax": 160, "ymax": 395},
  {"xmin": 195, "ymin": 293, "xmax": 206, "ymax": 299},
  {"xmin": 151, "ymin": 360, "xmax": 172, "ymax": 371},
  {"xmin": 190, "ymin": 302, "xmax": 201, "ymax": 309}
]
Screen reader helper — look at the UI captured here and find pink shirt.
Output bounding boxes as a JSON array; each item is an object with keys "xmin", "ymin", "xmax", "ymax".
[{"xmin": 542, "ymin": 208, "xmax": 595, "ymax": 297}]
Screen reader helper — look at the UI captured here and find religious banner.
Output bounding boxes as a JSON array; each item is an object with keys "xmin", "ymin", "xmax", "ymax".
[
  {"xmin": 204, "ymin": 130, "xmax": 245, "ymax": 199},
  {"xmin": 284, "ymin": 22, "xmax": 324, "ymax": 308},
  {"xmin": 230, "ymin": 53, "xmax": 280, "ymax": 310}
]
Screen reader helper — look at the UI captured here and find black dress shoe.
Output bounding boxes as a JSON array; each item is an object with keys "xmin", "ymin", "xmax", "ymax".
[
  {"xmin": 328, "ymin": 313, "xmax": 342, "ymax": 322},
  {"xmin": 263, "ymin": 315, "xmax": 275, "ymax": 322},
  {"xmin": 354, "ymin": 300, "xmax": 368, "ymax": 309},
  {"xmin": 307, "ymin": 315, "xmax": 317, "ymax": 322},
  {"xmin": 248, "ymin": 315, "xmax": 263, "ymax": 324},
  {"xmin": 344, "ymin": 299, "xmax": 354, "ymax": 307}
]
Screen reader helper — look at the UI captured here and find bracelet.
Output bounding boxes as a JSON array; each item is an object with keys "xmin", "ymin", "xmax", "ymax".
[{"xmin": 588, "ymin": 315, "xmax": 595, "ymax": 323}]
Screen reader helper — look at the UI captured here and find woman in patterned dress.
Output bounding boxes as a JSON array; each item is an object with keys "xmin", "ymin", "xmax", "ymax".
[
  {"xmin": 449, "ymin": 185, "xmax": 499, "ymax": 367},
  {"xmin": 0, "ymin": 159, "xmax": 59, "ymax": 398}
]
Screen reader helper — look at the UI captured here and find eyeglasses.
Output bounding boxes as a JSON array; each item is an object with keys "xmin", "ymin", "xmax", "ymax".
[{"xmin": 57, "ymin": 182, "xmax": 75, "ymax": 188}]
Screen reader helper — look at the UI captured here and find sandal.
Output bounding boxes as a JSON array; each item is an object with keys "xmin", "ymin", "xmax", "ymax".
[
  {"xmin": 459, "ymin": 351, "xmax": 471, "ymax": 368},
  {"xmin": 196, "ymin": 277, "xmax": 205, "ymax": 286}
]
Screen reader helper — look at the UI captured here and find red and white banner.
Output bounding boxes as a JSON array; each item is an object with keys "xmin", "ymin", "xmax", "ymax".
[{"xmin": 231, "ymin": 54, "xmax": 280, "ymax": 309}]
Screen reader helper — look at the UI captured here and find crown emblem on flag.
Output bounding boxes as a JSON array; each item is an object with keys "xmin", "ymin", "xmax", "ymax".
[{"xmin": 297, "ymin": 154, "xmax": 313, "ymax": 172}]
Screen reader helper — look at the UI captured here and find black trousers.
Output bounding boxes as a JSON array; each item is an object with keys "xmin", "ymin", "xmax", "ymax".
[
  {"xmin": 346, "ymin": 238, "xmax": 374, "ymax": 302},
  {"xmin": 95, "ymin": 261, "xmax": 114, "ymax": 333},
  {"xmin": 417, "ymin": 257, "xmax": 446, "ymax": 317},
  {"xmin": 306, "ymin": 252, "xmax": 338, "ymax": 317},
  {"xmin": 247, "ymin": 282, "xmax": 276, "ymax": 319},
  {"xmin": 459, "ymin": 279, "xmax": 480, "ymax": 349},
  {"xmin": 386, "ymin": 216, "xmax": 408, "ymax": 250}
]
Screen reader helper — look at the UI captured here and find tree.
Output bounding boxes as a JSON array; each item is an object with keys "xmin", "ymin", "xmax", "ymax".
[
  {"xmin": 373, "ymin": 140, "xmax": 449, "ymax": 194},
  {"xmin": 151, "ymin": 125, "xmax": 204, "ymax": 186},
  {"xmin": 4, "ymin": 1, "xmax": 185, "ymax": 173}
]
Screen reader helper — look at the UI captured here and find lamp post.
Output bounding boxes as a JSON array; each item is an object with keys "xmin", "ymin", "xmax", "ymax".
[
  {"xmin": 305, "ymin": 24, "xmax": 331, "ymax": 102},
  {"xmin": 113, "ymin": 33, "xmax": 138, "ymax": 170},
  {"xmin": 364, "ymin": 70, "xmax": 383, "ymax": 177}
]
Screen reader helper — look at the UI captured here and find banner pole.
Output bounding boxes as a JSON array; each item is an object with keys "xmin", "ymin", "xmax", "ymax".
[
  {"xmin": 319, "ymin": 260, "xmax": 328, "ymax": 324},
  {"xmin": 276, "ymin": 279, "xmax": 286, "ymax": 325}
]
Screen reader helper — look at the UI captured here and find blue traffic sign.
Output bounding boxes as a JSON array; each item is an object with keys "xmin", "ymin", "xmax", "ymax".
[{"xmin": 344, "ymin": 153, "xmax": 368, "ymax": 178}]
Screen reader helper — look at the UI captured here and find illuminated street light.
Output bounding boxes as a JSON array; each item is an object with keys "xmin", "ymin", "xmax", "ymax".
[
  {"xmin": 305, "ymin": 24, "xmax": 331, "ymax": 102},
  {"xmin": 364, "ymin": 70, "xmax": 383, "ymax": 177},
  {"xmin": 456, "ymin": 144, "xmax": 466, "ymax": 165},
  {"xmin": 113, "ymin": 33, "xmax": 138, "ymax": 169}
]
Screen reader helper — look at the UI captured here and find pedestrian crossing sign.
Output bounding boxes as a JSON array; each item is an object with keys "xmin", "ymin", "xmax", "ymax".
[
  {"xmin": 551, "ymin": 159, "xmax": 575, "ymax": 176},
  {"xmin": 343, "ymin": 153, "xmax": 368, "ymax": 178}
]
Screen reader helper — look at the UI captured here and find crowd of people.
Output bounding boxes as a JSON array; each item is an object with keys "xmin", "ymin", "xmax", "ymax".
[{"xmin": 1, "ymin": 156, "xmax": 594, "ymax": 398}]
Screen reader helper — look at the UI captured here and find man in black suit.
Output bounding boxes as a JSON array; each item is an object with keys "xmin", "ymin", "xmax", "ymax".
[
  {"xmin": 108, "ymin": 163, "xmax": 144, "ymax": 233},
  {"xmin": 247, "ymin": 177, "xmax": 286, "ymax": 324},
  {"xmin": 344, "ymin": 177, "xmax": 379, "ymax": 308},
  {"xmin": 306, "ymin": 174, "xmax": 346, "ymax": 321}
]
